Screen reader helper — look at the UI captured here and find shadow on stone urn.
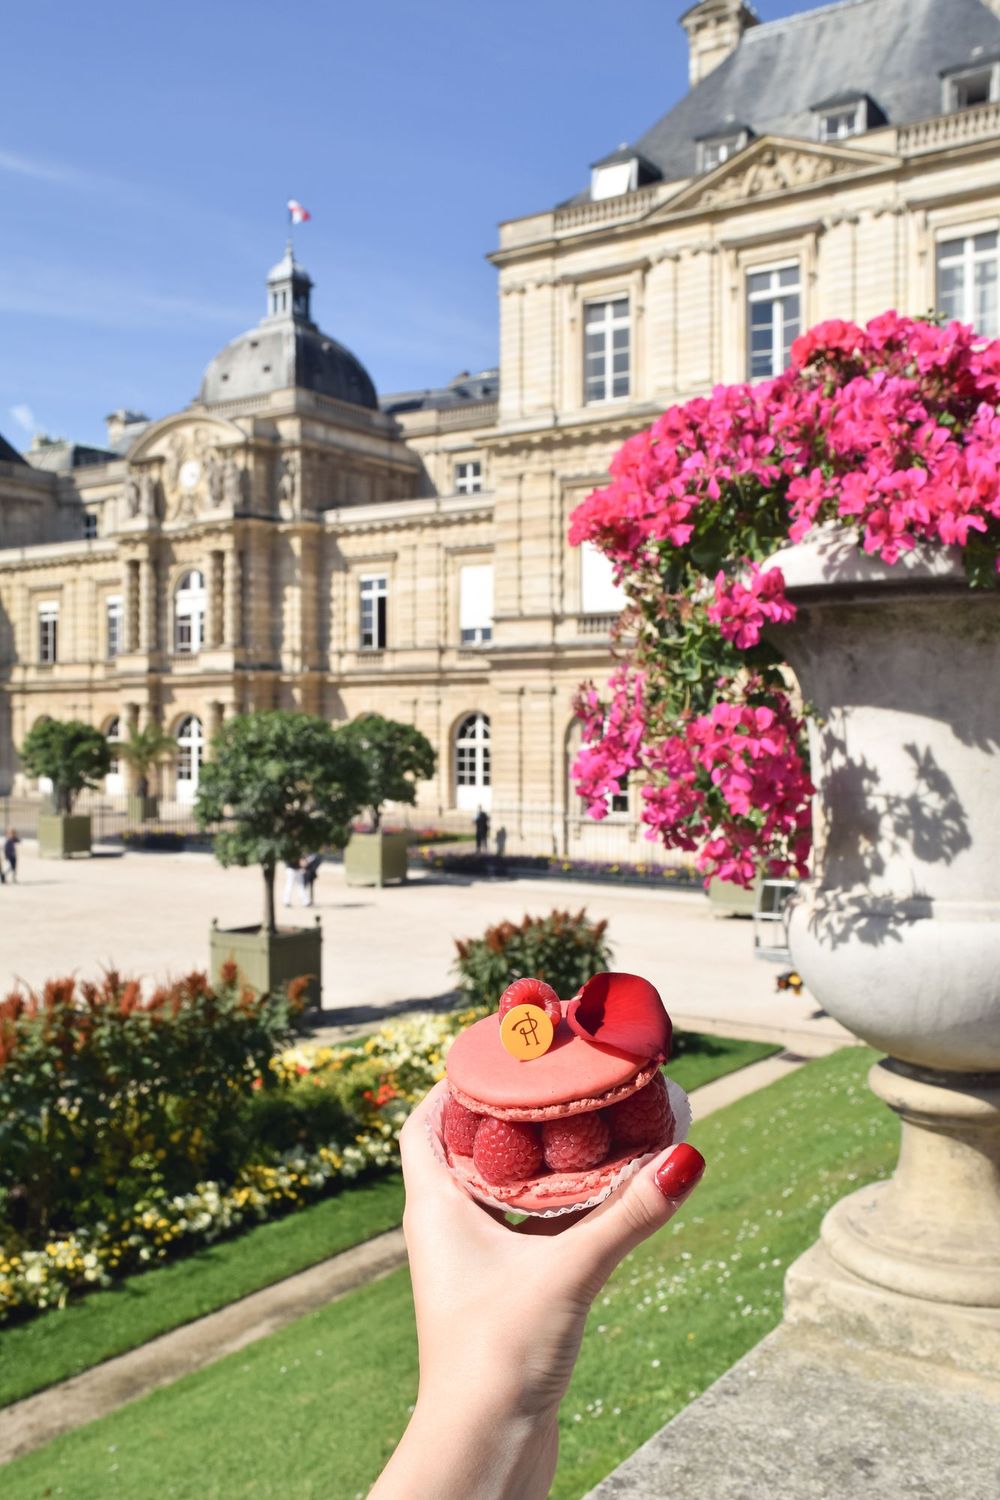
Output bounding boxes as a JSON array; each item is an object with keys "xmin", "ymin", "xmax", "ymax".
[{"xmin": 764, "ymin": 528, "xmax": 1000, "ymax": 1375}]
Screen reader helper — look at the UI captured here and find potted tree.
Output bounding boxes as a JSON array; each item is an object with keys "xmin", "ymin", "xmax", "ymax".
[
  {"xmin": 337, "ymin": 712, "xmax": 436, "ymax": 887},
  {"xmin": 20, "ymin": 719, "xmax": 111, "ymax": 857},
  {"xmin": 196, "ymin": 710, "xmax": 368, "ymax": 1012},
  {"xmin": 117, "ymin": 722, "xmax": 176, "ymax": 821}
]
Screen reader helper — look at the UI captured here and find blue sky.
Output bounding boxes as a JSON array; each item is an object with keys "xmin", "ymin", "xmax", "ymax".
[{"xmin": 2, "ymin": 0, "xmax": 819, "ymax": 449}]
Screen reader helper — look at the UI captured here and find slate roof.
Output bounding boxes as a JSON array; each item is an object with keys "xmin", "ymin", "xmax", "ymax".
[
  {"xmin": 576, "ymin": 0, "xmax": 1000, "ymax": 196},
  {"xmin": 0, "ymin": 432, "xmax": 27, "ymax": 466},
  {"xmin": 380, "ymin": 368, "xmax": 499, "ymax": 416}
]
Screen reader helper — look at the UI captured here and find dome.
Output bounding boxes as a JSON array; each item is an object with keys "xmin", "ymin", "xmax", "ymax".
[{"xmin": 199, "ymin": 245, "xmax": 378, "ymax": 410}]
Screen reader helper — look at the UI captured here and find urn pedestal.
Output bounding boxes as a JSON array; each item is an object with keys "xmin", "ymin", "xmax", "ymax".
[{"xmin": 765, "ymin": 531, "xmax": 1000, "ymax": 1375}]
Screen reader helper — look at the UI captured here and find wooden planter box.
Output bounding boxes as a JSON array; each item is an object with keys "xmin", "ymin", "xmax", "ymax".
[
  {"xmin": 38, "ymin": 813, "xmax": 92, "ymax": 859},
  {"xmin": 127, "ymin": 793, "xmax": 159, "ymax": 822},
  {"xmin": 209, "ymin": 918, "xmax": 322, "ymax": 1013},
  {"xmin": 344, "ymin": 831, "xmax": 409, "ymax": 888}
]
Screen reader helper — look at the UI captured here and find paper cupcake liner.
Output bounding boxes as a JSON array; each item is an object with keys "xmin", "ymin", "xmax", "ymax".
[{"xmin": 427, "ymin": 1074, "xmax": 692, "ymax": 1219}]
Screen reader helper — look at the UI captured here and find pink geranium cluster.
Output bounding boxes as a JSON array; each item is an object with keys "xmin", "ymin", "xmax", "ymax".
[{"xmin": 570, "ymin": 312, "xmax": 1000, "ymax": 884}]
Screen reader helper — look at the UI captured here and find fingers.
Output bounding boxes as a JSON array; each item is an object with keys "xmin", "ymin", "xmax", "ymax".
[{"xmin": 568, "ymin": 1142, "xmax": 706, "ymax": 1291}]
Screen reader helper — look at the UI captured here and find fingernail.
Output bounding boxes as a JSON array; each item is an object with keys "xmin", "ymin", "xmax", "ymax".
[{"xmin": 655, "ymin": 1143, "xmax": 705, "ymax": 1201}]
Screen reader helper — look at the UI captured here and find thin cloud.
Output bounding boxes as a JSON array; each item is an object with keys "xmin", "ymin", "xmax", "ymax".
[
  {"xmin": 0, "ymin": 259, "xmax": 247, "ymax": 333},
  {"xmin": 9, "ymin": 403, "xmax": 36, "ymax": 434}
]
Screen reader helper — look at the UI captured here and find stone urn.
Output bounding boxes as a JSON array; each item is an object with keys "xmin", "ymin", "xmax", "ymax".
[{"xmin": 763, "ymin": 528, "xmax": 1000, "ymax": 1375}]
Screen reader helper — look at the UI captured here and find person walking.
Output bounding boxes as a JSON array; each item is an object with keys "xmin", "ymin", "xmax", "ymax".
[
  {"xmin": 474, "ymin": 806, "xmax": 489, "ymax": 854},
  {"xmin": 4, "ymin": 828, "xmax": 18, "ymax": 884},
  {"xmin": 302, "ymin": 852, "xmax": 322, "ymax": 906},
  {"xmin": 283, "ymin": 857, "xmax": 306, "ymax": 907}
]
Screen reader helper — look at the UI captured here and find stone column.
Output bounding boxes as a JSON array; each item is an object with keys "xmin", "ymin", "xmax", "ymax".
[
  {"xmin": 125, "ymin": 560, "xmax": 140, "ymax": 653},
  {"xmin": 224, "ymin": 548, "xmax": 242, "ymax": 647},
  {"xmin": 138, "ymin": 558, "xmax": 157, "ymax": 653},
  {"xmin": 209, "ymin": 550, "xmax": 225, "ymax": 647}
]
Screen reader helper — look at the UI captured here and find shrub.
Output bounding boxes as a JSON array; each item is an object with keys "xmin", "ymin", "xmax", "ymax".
[
  {"xmin": 453, "ymin": 909, "xmax": 613, "ymax": 1007},
  {"xmin": 0, "ymin": 969, "xmax": 296, "ymax": 1238}
]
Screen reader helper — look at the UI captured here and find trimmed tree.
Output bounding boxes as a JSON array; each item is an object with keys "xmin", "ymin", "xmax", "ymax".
[
  {"xmin": 117, "ymin": 723, "xmax": 176, "ymax": 797},
  {"xmin": 20, "ymin": 720, "xmax": 111, "ymax": 814},
  {"xmin": 195, "ymin": 710, "xmax": 369, "ymax": 934},
  {"xmin": 335, "ymin": 712, "xmax": 436, "ymax": 830}
]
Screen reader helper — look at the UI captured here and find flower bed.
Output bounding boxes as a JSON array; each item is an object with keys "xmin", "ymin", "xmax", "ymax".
[
  {"xmin": 0, "ymin": 1005, "xmax": 483, "ymax": 1321},
  {"xmin": 413, "ymin": 846, "xmax": 699, "ymax": 888}
]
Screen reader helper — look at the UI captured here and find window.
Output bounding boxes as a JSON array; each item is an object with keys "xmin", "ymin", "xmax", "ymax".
[
  {"xmin": 459, "ymin": 564, "xmax": 493, "ymax": 645},
  {"xmin": 455, "ymin": 712, "xmax": 491, "ymax": 810},
  {"xmin": 455, "ymin": 461, "xmax": 483, "ymax": 495},
  {"xmin": 584, "ymin": 298, "xmax": 630, "ymax": 403},
  {"xmin": 175, "ymin": 715, "xmax": 204, "ymax": 803},
  {"xmin": 82, "ymin": 512, "xmax": 98, "ymax": 539},
  {"xmin": 699, "ymin": 133, "xmax": 746, "ymax": 172},
  {"xmin": 174, "ymin": 569, "xmax": 206, "ymax": 654},
  {"xmin": 819, "ymin": 107, "xmax": 860, "ymax": 141},
  {"xmin": 105, "ymin": 716, "xmax": 124, "ymax": 793},
  {"xmin": 747, "ymin": 264, "xmax": 801, "ymax": 380},
  {"xmin": 610, "ymin": 774, "xmax": 629, "ymax": 816},
  {"xmin": 944, "ymin": 64, "xmax": 998, "ymax": 112},
  {"xmin": 360, "ymin": 574, "xmax": 388, "ymax": 650},
  {"xmin": 106, "ymin": 595, "xmax": 123, "ymax": 660},
  {"xmin": 580, "ymin": 542, "xmax": 626, "ymax": 615},
  {"xmin": 592, "ymin": 159, "xmax": 637, "ymax": 201},
  {"xmin": 936, "ymin": 231, "xmax": 999, "ymax": 338},
  {"xmin": 38, "ymin": 603, "xmax": 58, "ymax": 664}
]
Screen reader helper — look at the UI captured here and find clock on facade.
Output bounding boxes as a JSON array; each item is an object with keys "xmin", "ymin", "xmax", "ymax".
[{"xmin": 178, "ymin": 459, "xmax": 202, "ymax": 491}]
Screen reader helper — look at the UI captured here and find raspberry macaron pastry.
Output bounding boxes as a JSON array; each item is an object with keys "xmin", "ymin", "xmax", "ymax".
[{"xmin": 437, "ymin": 971, "xmax": 691, "ymax": 1215}]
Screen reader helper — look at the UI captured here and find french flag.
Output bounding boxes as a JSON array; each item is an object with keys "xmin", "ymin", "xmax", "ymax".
[{"xmin": 287, "ymin": 199, "xmax": 311, "ymax": 225}]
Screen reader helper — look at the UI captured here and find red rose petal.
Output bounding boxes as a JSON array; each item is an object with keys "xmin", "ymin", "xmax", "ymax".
[{"xmin": 565, "ymin": 972, "xmax": 671, "ymax": 1063}]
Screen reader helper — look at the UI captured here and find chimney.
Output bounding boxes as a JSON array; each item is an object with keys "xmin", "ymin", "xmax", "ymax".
[
  {"xmin": 105, "ymin": 409, "xmax": 149, "ymax": 447},
  {"xmin": 680, "ymin": 0, "xmax": 759, "ymax": 89}
]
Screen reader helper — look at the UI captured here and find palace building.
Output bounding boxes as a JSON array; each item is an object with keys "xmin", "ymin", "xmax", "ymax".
[{"xmin": 3, "ymin": 0, "xmax": 1000, "ymax": 853}]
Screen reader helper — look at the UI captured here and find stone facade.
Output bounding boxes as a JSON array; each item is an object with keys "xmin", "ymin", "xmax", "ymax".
[{"xmin": 3, "ymin": 0, "xmax": 1000, "ymax": 853}]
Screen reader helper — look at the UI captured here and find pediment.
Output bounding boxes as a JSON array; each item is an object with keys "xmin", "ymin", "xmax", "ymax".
[
  {"xmin": 652, "ymin": 136, "xmax": 900, "ymax": 218},
  {"xmin": 122, "ymin": 413, "xmax": 250, "ymax": 524},
  {"xmin": 125, "ymin": 410, "xmax": 246, "ymax": 466}
]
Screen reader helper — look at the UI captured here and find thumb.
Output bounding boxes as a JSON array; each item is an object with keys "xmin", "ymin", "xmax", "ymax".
[{"xmin": 570, "ymin": 1142, "xmax": 706, "ymax": 1292}]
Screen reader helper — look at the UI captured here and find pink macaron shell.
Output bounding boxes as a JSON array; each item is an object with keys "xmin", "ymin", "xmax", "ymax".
[{"xmin": 445, "ymin": 1005, "xmax": 652, "ymax": 1117}]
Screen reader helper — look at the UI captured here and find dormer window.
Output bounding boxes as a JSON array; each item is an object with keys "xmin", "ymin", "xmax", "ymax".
[
  {"xmin": 590, "ymin": 146, "xmax": 659, "ymax": 203},
  {"xmin": 941, "ymin": 57, "xmax": 1000, "ymax": 112},
  {"xmin": 695, "ymin": 124, "xmax": 751, "ymax": 174},
  {"xmin": 810, "ymin": 93, "xmax": 873, "ymax": 143}
]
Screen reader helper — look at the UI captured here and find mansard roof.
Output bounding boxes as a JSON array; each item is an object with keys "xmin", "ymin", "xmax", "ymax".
[
  {"xmin": 0, "ymin": 432, "xmax": 27, "ymax": 466},
  {"xmin": 572, "ymin": 0, "xmax": 1000, "ymax": 198}
]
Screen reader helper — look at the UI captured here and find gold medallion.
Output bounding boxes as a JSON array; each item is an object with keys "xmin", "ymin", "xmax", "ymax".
[{"xmin": 499, "ymin": 1003, "xmax": 554, "ymax": 1060}]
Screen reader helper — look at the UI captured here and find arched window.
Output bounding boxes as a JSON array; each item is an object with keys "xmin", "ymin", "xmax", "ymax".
[
  {"xmin": 176, "ymin": 715, "xmax": 204, "ymax": 803},
  {"xmin": 105, "ymin": 716, "xmax": 124, "ymax": 794},
  {"xmin": 175, "ymin": 570, "xmax": 206, "ymax": 654},
  {"xmin": 455, "ymin": 712, "xmax": 491, "ymax": 811}
]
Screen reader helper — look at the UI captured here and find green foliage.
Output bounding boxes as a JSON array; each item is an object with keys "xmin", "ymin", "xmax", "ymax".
[
  {"xmin": 335, "ymin": 712, "xmax": 436, "ymax": 829},
  {"xmin": 117, "ymin": 723, "xmax": 176, "ymax": 792},
  {"xmin": 195, "ymin": 711, "xmax": 369, "ymax": 930},
  {"xmin": 18, "ymin": 719, "xmax": 111, "ymax": 814},
  {"xmin": 0, "ymin": 970, "xmax": 294, "ymax": 1240},
  {"xmin": 453, "ymin": 908, "xmax": 613, "ymax": 1007}
]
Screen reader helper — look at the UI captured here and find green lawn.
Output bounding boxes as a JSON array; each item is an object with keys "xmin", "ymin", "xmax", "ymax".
[
  {"xmin": 1, "ymin": 1047, "xmax": 897, "ymax": 1500},
  {"xmin": 0, "ymin": 1178, "xmax": 405, "ymax": 1410},
  {"xmin": 0, "ymin": 1029, "xmax": 773, "ymax": 1409}
]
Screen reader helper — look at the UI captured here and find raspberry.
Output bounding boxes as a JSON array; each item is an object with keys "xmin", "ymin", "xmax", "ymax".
[
  {"xmin": 472, "ymin": 1115, "xmax": 544, "ymax": 1185},
  {"xmin": 443, "ymin": 1095, "xmax": 482, "ymax": 1156},
  {"xmin": 498, "ymin": 977, "xmax": 562, "ymax": 1029},
  {"xmin": 605, "ymin": 1072, "xmax": 674, "ymax": 1152},
  {"xmin": 541, "ymin": 1110, "xmax": 611, "ymax": 1173}
]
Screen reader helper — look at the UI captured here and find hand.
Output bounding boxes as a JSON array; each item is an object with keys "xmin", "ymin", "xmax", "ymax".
[{"xmin": 370, "ymin": 1080, "xmax": 705, "ymax": 1500}]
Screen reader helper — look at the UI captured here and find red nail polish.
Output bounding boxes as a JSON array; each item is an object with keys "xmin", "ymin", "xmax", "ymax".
[{"xmin": 655, "ymin": 1143, "xmax": 705, "ymax": 1200}]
